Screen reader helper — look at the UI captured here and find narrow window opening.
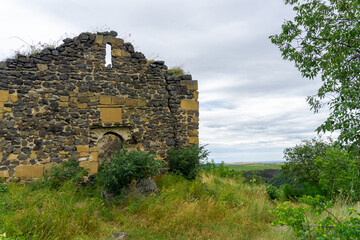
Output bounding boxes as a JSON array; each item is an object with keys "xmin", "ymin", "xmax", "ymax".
[{"xmin": 105, "ymin": 44, "xmax": 112, "ymax": 68}]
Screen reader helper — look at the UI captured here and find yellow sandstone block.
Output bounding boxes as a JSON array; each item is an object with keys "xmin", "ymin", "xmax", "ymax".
[
  {"xmin": 137, "ymin": 98, "xmax": 147, "ymax": 107},
  {"xmin": 103, "ymin": 35, "xmax": 116, "ymax": 44},
  {"xmin": 112, "ymin": 49, "xmax": 131, "ymax": 57},
  {"xmin": 10, "ymin": 94, "xmax": 18, "ymax": 103},
  {"xmin": 30, "ymin": 152, "xmax": 37, "ymax": 159},
  {"xmin": 59, "ymin": 102, "xmax": 69, "ymax": 108},
  {"xmin": 180, "ymin": 100, "xmax": 199, "ymax": 111},
  {"xmin": 36, "ymin": 64, "xmax": 48, "ymax": 71},
  {"xmin": 112, "ymin": 96, "xmax": 125, "ymax": 105},
  {"xmin": 0, "ymin": 102, "xmax": 4, "ymax": 108},
  {"xmin": 60, "ymin": 96, "xmax": 69, "ymax": 102},
  {"xmin": 90, "ymin": 152, "xmax": 98, "ymax": 162},
  {"xmin": 0, "ymin": 90, "xmax": 9, "ymax": 102},
  {"xmin": 77, "ymin": 145, "xmax": 89, "ymax": 152},
  {"xmin": 125, "ymin": 98, "xmax": 137, "ymax": 107},
  {"xmin": 100, "ymin": 95, "xmax": 112, "ymax": 105},
  {"xmin": 77, "ymin": 103, "xmax": 87, "ymax": 109},
  {"xmin": 193, "ymin": 91, "xmax": 199, "ymax": 100},
  {"xmin": 95, "ymin": 35, "xmax": 103, "ymax": 44},
  {"xmin": 180, "ymin": 80, "xmax": 198, "ymax": 90},
  {"xmin": 189, "ymin": 137, "xmax": 199, "ymax": 144},
  {"xmin": 89, "ymin": 146, "xmax": 98, "ymax": 152},
  {"xmin": 80, "ymin": 152, "xmax": 90, "ymax": 157},
  {"xmin": 0, "ymin": 171, "xmax": 9, "ymax": 178},
  {"xmin": 79, "ymin": 161, "xmax": 98, "ymax": 174},
  {"xmin": 14, "ymin": 165, "xmax": 44, "ymax": 178},
  {"xmin": 100, "ymin": 108, "xmax": 122, "ymax": 123},
  {"xmin": 8, "ymin": 154, "xmax": 18, "ymax": 160}
]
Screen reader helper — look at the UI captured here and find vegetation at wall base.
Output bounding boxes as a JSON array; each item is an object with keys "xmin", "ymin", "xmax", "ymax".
[
  {"xmin": 167, "ymin": 144, "xmax": 209, "ymax": 179},
  {"xmin": 0, "ymin": 166, "xmax": 294, "ymax": 240},
  {"xmin": 97, "ymin": 148, "xmax": 164, "ymax": 195}
]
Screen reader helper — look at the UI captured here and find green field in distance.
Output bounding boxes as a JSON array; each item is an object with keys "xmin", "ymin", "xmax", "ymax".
[{"xmin": 226, "ymin": 163, "xmax": 283, "ymax": 171}]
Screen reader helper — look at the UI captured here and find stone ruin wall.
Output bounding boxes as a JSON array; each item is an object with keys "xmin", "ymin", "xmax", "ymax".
[{"xmin": 0, "ymin": 31, "xmax": 199, "ymax": 179}]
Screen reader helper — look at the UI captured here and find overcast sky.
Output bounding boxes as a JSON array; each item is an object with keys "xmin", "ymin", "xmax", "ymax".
[{"xmin": 0, "ymin": 0, "xmax": 334, "ymax": 163}]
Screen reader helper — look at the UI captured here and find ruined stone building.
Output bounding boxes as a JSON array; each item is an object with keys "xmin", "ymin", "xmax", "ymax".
[{"xmin": 0, "ymin": 31, "xmax": 199, "ymax": 179}]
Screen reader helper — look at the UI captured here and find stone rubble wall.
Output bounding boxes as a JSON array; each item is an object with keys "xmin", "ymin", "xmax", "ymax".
[{"xmin": 0, "ymin": 31, "xmax": 199, "ymax": 179}]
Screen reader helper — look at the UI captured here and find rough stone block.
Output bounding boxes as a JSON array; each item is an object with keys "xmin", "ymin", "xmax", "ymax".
[
  {"xmin": 180, "ymin": 100, "xmax": 199, "ymax": 111},
  {"xmin": 77, "ymin": 103, "xmax": 87, "ymax": 109},
  {"xmin": 36, "ymin": 64, "xmax": 48, "ymax": 71},
  {"xmin": 125, "ymin": 98, "xmax": 137, "ymax": 107},
  {"xmin": 112, "ymin": 96, "xmax": 125, "ymax": 105},
  {"xmin": 90, "ymin": 96, "xmax": 100, "ymax": 102},
  {"xmin": 77, "ymin": 145, "xmax": 89, "ymax": 152},
  {"xmin": 100, "ymin": 95, "xmax": 112, "ymax": 105},
  {"xmin": 95, "ymin": 35, "xmax": 103, "ymax": 44},
  {"xmin": 30, "ymin": 152, "xmax": 37, "ymax": 159},
  {"xmin": 103, "ymin": 35, "xmax": 116, "ymax": 44},
  {"xmin": 0, "ymin": 171, "xmax": 9, "ymax": 178},
  {"xmin": 189, "ymin": 137, "xmax": 199, "ymax": 144},
  {"xmin": 0, "ymin": 90, "xmax": 9, "ymax": 102},
  {"xmin": 114, "ymin": 38, "xmax": 124, "ymax": 46},
  {"xmin": 0, "ymin": 102, "xmax": 3, "ymax": 108},
  {"xmin": 89, "ymin": 146, "xmax": 98, "ymax": 152},
  {"xmin": 180, "ymin": 80, "xmax": 198, "ymax": 90},
  {"xmin": 14, "ymin": 165, "xmax": 44, "ymax": 178},
  {"xmin": 59, "ymin": 102, "xmax": 69, "ymax": 108},
  {"xmin": 193, "ymin": 91, "xmax": 199, "ymax": 100},
  {"xmin": 112, "ymin": 49, "xmax": 131, "ymax": 57},
  {"xmin": 7, "ymin": 154, "xmax": 18, "ymax": 160},
  {"xmin": 101, "ymin": 108, "xmax": 122, "ymax": 123},
  {"xmin": 80, "ymin": 152, "xmax": 90, "ymax": 157},
  {"xmin": 60, "ymin": 96, "xmax": 69, "ymax": 102},
  {"xmin": 10, "ymin": 94, "xmax": 18, "ymax": 103},
  {"xmin": 90, "ymin": 152, "xmax": 98, "ymax": 162},
  {"xmin": 137, "ymin": 98, "xmax": 147, "ymax": 107},
  {"xmin": 79, "ymin": 161, "xmax": 98, "ymax": 174}
]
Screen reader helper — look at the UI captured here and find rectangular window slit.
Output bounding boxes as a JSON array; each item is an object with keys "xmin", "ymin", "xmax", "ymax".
[{"xmin": 105, "ymin": 44, "xmax": 112, "ymax": 68}]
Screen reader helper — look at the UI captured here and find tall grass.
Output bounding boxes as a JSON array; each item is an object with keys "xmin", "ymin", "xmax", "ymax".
[{"xmin": 0, "ymin": 173, "xmax": 293, "ymax": 240}]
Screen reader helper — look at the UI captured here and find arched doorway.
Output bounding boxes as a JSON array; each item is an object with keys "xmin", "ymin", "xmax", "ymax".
[{"xmin": 97, "ymin": 132, "xmax": 124, "ymax": 167}]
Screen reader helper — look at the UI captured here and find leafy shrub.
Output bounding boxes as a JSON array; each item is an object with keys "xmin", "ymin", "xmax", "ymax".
[
  {"xmin": 97, "ymin": 149, "xmax": 163, "ymax": 195},
  {"xmin": 266, "ymin": 185, "xmax": 279, "ymax": 200},
  {"xmin": 272, "ymin": 195, "xmax": 360, "ymax": 239},
  {"xmin": 46, "ymin": 159, "xmax": 88, "ymax": 189},
  {"xmin": 314, "ymin": 148, "xmax": 360, "ymax": 201},
  {"xmin": 282, "ymin": 137, "xmax": 333, "ymax": 185},
  {"xmin": 167, "ymin": 145, "xmax": 209, "ymax": 179}
]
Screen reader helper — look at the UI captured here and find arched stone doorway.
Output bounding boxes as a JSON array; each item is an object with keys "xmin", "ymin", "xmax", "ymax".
[{"xmin": 97, "ymin": 132, "xmax": 124, "ymax": 167}]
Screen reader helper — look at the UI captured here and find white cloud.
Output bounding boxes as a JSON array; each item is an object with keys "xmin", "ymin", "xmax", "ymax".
[{"xmin": 0, "ymin": 0, "xmax": 331, "ymax": 163}]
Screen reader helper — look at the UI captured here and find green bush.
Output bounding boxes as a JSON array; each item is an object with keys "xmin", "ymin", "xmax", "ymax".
[
  {"xmin": 282, "ymin": 137, "xmax": 333, "ymax": 185},
  {"xmin": 46, "ymin": 159, "xmax": 88, "ymax": 189},
  {"xmin": 97, "ymin": 149, "xmax": 163, "ymax": 195},
  {"xmin": 167, "ymin": 145, "xmax": 209, "ymax": 179},
  {"xmin": 266, "ymin": 185, "xmax": 279, "ymax": 200},
  {"xmin": 314, "ymin": 148, "xmax": 360, "ymax": 201},
  {"xmin": 272, "ymin": 195, "xmax": 360, "ymax": 239}
]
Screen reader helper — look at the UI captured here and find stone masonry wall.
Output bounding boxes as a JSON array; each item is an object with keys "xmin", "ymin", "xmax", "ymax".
[{"xmin": 0, "ymin": 31, "xmax": 199, "ymax": 179}]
